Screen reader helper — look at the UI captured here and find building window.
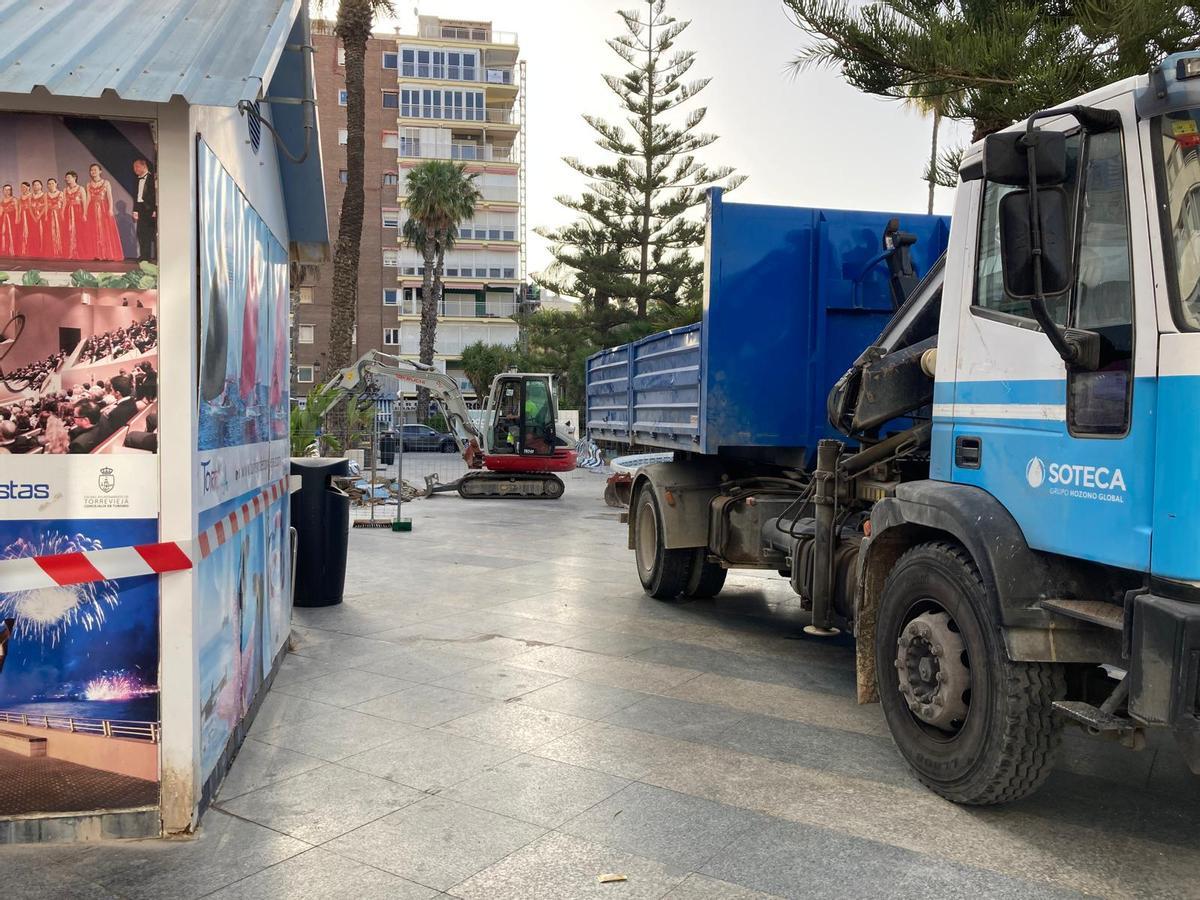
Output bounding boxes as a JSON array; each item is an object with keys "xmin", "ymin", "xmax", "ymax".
[
  {"xmin": 338, "ymin": 169, "xmax": 348, "ymax": 183},
  {"xmin": 337, "ymin": 46, "xmax": 346, "ymax": 67},
  {"xmin": 297, "ymin": 365, "xmax": 315, "ymax": 383},
  {"xmin": 382, "ymin": 51, "xmax": 398, "ymax": 69},
  {"xmin": 383, "ymin": 328, "xmax": 400, "ymax": 346},
  {"xmin": 298, "ymin": 286, "xmax": 314, "ymax": 304},
  {"xmin": 383, "ymin": 289, "xmax": 399, "ymax": 305},
  {"xmin": 383, "ymin": 131, "xmax": 398, "ymax": 149},
  {"xmin": 383, "ymin": 250, "xmax": 399, "ymax": 267},
  {"xmin": 337, "ymin": 128, "xmax": 348, "ymax": 145},
  {"xmin": 298, "ymin": 324, "xmax": 315, "ymax": 344},
  {"xmin": 383, "ymin": 91, "xmax": 399, "ymax": 109},
  {"xmin": 382, "ymin": 209, "xmax": 400, "ymax": 228},
  {"xmin": 382, "ymin": 172, "xmax": 399, "ymax": 186},
  {"xmin": 338, "ymin": 89, "xmax": 348, "ymax": 106}
]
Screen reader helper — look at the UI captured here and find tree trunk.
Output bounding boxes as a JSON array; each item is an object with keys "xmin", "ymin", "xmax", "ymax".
[
  {"xmin": 415, "ymin": 240, "xmax": 438, "ymax": 421},
  {"xmin": 637, "ymin": 5, "xmax": 655, "ymax": 319},
  {"xmin": 328, "ymin": 1, "xmax": 372, "ymax": 451},
  {"xmin": 927, "ymin": 109, "xmax": 941, "ymax": 215}
]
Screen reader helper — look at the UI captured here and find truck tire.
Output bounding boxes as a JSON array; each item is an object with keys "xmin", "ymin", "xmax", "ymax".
[
  {"xmin": 685, "ymin": 550, "xmax": 727, "ymax": 598},
  {"xmin": 633, "ymin": 486, "xmax": 690, "ymax": 600},
  {"xmin": 874, "ymin": 541, "xmax": 1065, "ymax": 805}
]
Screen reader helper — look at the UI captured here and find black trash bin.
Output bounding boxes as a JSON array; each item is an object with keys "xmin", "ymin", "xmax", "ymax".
[
  {"xmin": 290, "ymin": 458, "xmax": 350, "ymax": 607},
  {"xmin": 379, "ymin": 431, "xmax": 396, "ymax": 466}
]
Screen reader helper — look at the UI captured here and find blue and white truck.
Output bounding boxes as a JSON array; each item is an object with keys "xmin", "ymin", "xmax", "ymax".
[{"xmin": 587, "ymin": 56, "xmax": 1200, "ymax": 804}]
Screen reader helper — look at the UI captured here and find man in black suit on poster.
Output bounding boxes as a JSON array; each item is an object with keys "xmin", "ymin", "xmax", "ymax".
[{"xmin": 132, "ymin": 158, "xmax": 156, "ymax": 261}]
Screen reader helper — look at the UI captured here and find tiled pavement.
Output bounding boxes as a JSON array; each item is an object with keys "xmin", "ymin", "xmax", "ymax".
[{"xmin": 7, "ymin": 468, "xmax": 1200, "ymax": 898}]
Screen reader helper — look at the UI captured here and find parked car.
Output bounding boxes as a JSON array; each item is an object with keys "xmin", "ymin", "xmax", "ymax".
[{"xmin": 399, "ymin": 423, "xmax": 457, "ymax": 453}]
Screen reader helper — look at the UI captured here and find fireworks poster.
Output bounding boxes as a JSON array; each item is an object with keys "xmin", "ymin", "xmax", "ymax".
[
  {"xmin": 0, "ymin": 518, "xmax": 160, "ymax": 816},
  {"xmin": 196, "ymin": 141, "xmax": 291, "ymax": 779}
]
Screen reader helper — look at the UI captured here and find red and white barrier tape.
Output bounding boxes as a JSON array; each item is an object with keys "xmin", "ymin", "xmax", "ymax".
[{"xmin": 0, "ymin": 477, "xmax": 292, "ymax": 593}]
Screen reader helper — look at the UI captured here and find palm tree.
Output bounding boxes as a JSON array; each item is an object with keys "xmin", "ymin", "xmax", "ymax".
[
  {"xmin": 402, "ymin": 160, "xmax": 481, "ymax": 420},
  {"xmin": 323, "ymin": 0, "xmax": 392, "ymax": 447}
]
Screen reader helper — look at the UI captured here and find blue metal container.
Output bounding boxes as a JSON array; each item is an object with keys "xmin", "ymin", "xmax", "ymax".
[{"xmin": 586, "ymin": 190, "xmax": 951, "ymax": 462}]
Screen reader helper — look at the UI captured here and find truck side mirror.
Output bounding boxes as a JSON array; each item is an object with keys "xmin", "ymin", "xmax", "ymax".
[
  {"xmin": 998, "ymin": 187, "xmax": 1072, "ymax": 298},
  {"xmin": 984, "ymin": 131, "xmax": 1067, "ymax": 186},
  {"xmin": 998, "ymin": 187, "xmax": 1101, "ymax": 371}
]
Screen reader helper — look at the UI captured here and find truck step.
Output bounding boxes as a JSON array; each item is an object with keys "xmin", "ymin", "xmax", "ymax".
[
  {"xmin": 1039, "ymin": 598, "xmax": 1124, "ymax": 630},
  {"xmin": 1052, "ymin": 700, "xmax": 1136, "ymax": 734}
]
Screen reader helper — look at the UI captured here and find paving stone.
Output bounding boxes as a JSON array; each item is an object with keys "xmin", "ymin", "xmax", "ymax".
[
  {"xmin": 274, "ymin": 667, "xmax": 417, "ymax": 708},
  {"xmin": 435, "ymin": 701, "xmax": 590, "ymax": 751},
  {"xmin": 661, "ymin": 874, "xmax": 784, "ymax": 899},
  {"xmin": 205, "ymin": 848, "xmax": 437, "ymax": 899},
  {"xmin": 516, "ymin": 678, "xmax": 648, "ymax": 720},
  {"xmin": 432, "ymin": 661, "xmax": 564, "ymax": 700},
  {"xmin": 353, "ymin": 646, "xmax": 488, "ymax": 682},
  {"xmin": 532, "ymin": 722, "xmax": 707, "ymax": 780},
  {"xmin": 352, "ymin": 683, "xmax": 497, "ymax": 727},
  {"xmin": 709, "ymin": 714, "xmax": 912, "ymax": 785},
  {"xmin": 700, "ymin": 819, "xmax": 1087, "ymax": 900},
  {"xmin": 215, "ymin": 738, "xmax": 326, "ymax": 802},
  {"xmin": 441, "ymin": 754, "xmax": 629, "ymax": 827},
  {"xmin": 217, "ymin": 762, "xmax": 422, "ymax": 843},
  {"xmin": 604, "ymin": 694, "xmax": 749, "ymax": 744},
  {"xmin": 324, "ymin": 796, "xmax": 545, "ymax": 891},
  {"xmin": 560, "ymin": 782, "xmax": 771, "ymax": 870},
  {"xmin": 95, "ymin": 810, "xmax": 309, "ymax": 900},
  {"xmin": 254, "ymin": 705, "xmax": 403, "ymax": 762},
  {"xmin": 448, "ymin": 831, "xmax": 687, "ymax": 900},
  {"xmin": 269, "ymin": 653, "xmax": 342, "ymax": 689},
  {"xmin": 339, "ymin": 723, "xmax": 517, "ymax": 792}
]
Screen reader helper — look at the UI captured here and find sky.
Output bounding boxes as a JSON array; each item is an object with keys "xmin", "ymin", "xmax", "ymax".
[{"xmin": 377, "ymin": 0, "xmax": 973, "ymax": 277}]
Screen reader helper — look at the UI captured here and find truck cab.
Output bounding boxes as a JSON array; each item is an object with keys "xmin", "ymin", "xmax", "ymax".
[{"xmin": 609, "ymin": 54, "xmax": 1200, "ymax": 805}]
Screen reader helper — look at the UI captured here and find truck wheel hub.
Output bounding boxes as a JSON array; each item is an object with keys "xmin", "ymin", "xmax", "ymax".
[{"xmin": 895, "ymin": 610, "xmax": 970, "ymax": 731}]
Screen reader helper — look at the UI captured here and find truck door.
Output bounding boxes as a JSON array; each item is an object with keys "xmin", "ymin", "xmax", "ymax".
[{"xmin": 948, "ymin": 98, "xmax": 1157, "ymax": 572}]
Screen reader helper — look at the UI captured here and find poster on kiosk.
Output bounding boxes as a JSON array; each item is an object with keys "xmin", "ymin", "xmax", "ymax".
[
  {"xmin": 195, "ymin": 140, "xmax": 291, "ymax": 782},
  {"xmin": 0, "ymin": 112, "xmax": 161, "ymax": 818}
]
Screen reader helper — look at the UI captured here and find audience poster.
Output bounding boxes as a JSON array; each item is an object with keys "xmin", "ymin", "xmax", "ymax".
[
  {"xmin": 196, "ymin": 140, "xmax": 291, "ymax": 779},
  {"xmin": 0, "ymin": 113, "xmax": 162, "ymax": 822}
]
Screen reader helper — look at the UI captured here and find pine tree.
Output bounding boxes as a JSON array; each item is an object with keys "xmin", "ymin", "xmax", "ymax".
[
  {"xmin": 784, "ymin": 0, "xmax": 1200, "ymax": 142},
  {"xmin": 538, "ymin": 0, "xmax": 744, "ymax": 318}
]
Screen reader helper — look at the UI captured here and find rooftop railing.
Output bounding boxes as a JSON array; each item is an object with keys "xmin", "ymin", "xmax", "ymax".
[{"xmin": 420, "ymin": 24, "xmax": 519, "ymax": 45}]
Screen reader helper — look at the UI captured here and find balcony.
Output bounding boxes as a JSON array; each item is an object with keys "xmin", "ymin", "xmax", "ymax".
[
  {"xmin": 399, "ymin": 62, "xmax": 515, "ymax": 85},
  {"xmin": 398, "ymin": 104, "xmax": 517, "ymax": 126},
  {"xmin": 398, "ymin": 141, "xmax": 515, "ymax": 163},
  {"xmin": 398, "ymin": 264, "xmax": 519, "ymax": 280},
  {"xmin": 419, "ymin": 24, "xmax": 518, "ymax": 45},
  {"xmin": 399, "ymin": 298, "xmax": 519, "ymax": 318}
]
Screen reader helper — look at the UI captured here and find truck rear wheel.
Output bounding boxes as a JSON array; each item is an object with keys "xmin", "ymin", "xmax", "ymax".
[
  {"xmin": 633, "ymin": 487, "xmax": 690, "ymax": 600},
  {"xmin": 875, "ymin": 541, "xmax": 1065, "ymax": 805},
  {"xmin": 685, "ymin": 550, "xmax": 727, "ymax": 598}
]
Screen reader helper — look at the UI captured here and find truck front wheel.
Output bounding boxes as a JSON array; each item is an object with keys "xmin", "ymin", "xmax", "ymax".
[
  {"xmin": 875, "ymin": 542, "xmax": 1065, "ymax": 805},
  {"xmin": 685, "ymin": 550, "xmax": 727, "ymax": 598},
  {"xmin": 633, "ymin": 487, "xmax": 691, "ymax": 600}
]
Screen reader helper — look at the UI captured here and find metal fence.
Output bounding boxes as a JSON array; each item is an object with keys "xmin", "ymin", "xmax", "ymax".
[{"xmin": 0, "ymin": 709, "xmax": 160, "ymax": 742}]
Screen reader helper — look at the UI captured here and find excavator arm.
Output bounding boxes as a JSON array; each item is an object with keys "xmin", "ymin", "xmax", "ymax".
[{"xmin": 327, "ymin": 350, "xmax": 485, "ymax": 452}]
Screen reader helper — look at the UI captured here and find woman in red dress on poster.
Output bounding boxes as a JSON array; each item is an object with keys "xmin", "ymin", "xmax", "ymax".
[
  {"xmin": 0, "ymin": 185, "xmax": 18, "ymax": 257},
  {"xmin": 44, "ymin": 177, "xmax": 66, "ymax": 259},
  {"xmin": 16, "ymin": 182, "xmax": 32, "ymax": 257},
  {"xmin": 62, "ymin": 170, "xmax": 90, "ymax": 260},
  {"xmin": 27, "ymin": 180, "xmax": 49, "ymax": 259},
  {"xmin": 83, "ymin": 164, "xmax": 123, "ymax": 261}
]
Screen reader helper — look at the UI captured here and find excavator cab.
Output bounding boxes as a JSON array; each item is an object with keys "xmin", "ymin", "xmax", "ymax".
[{"xmin": 487, "ymin": 374, "xmax": 556, "ymax": 457}]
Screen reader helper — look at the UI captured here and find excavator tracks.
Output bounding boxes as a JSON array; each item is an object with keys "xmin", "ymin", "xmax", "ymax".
[{"xmin": 457, "ymin": 472, "xmax": 565, "ymax": 500}]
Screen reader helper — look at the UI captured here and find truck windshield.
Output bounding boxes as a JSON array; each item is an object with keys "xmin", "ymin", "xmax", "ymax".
[{"xmin": 1154, "ymin": 109, "xmax": 1200, "ymax": 329}]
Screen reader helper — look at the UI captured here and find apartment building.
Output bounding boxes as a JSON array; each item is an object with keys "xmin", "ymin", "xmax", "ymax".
[{"xmin": 298, "ymin": 16, "xmax": 524, "ymax": 404}]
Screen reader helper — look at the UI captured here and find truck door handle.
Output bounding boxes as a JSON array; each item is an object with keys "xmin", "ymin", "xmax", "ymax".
[{"xmin": 955, "ymin": 436, "xmax": 982, "ymax": 469}]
